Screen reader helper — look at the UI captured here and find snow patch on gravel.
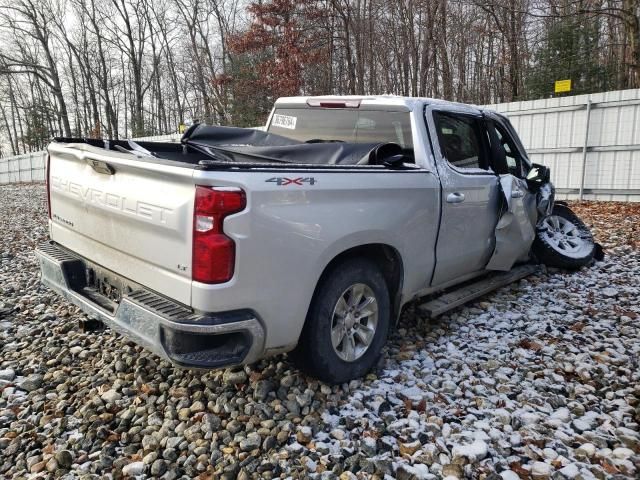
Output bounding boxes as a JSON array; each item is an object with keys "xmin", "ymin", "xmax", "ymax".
[{"xmin": 309, "ymin": 251, "xmax": 640, "ymax": 478}]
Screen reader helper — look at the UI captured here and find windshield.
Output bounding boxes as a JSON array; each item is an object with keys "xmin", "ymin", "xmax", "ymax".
[{"xmin": 267, "ymin": 108, "xmax": 413, "ymax": 149}]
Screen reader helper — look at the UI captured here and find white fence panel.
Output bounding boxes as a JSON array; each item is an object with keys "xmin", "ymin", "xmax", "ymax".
[
  {"xmin": 0, "ymin": 151, "xmax": 47, "ymax": 185},
  {"xmin": 132, "ymin": 133, "xmax": 182, "ymax": 142},
  {"xmin": 485, "ymin": 88, "xmax": 640, "ymax": 202},
  {"xmin": 0, "ymin": 156, "xmax": 8, "ymax": 184}
]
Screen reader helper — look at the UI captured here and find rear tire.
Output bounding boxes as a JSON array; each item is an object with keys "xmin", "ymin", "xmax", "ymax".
[
  {"xmin": 291, "ymin": 258, "xmax": 390, "ymax": 384},
  {"xmin": 533, "ymin": 204, "xmax": 595, "ymax": 269}
]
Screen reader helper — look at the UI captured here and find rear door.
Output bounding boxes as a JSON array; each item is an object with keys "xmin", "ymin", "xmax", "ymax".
[
  {"xmin": 426, "ymin": 107, "xmax": 501, "ymax": 286},
  {"xmin": 47, "ymin": 142, "xmax": 195, "ymax": 305}
]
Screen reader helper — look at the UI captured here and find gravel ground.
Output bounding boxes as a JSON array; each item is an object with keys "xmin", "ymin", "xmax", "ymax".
[{"xmin": 0, "ymin": 183, "xmax": 639, "ymax": 480}]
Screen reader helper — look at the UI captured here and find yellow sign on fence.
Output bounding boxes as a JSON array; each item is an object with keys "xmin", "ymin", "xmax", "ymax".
[{"xmin": 554, "ymin": 79, "xmax": 572, "ymax": 93}]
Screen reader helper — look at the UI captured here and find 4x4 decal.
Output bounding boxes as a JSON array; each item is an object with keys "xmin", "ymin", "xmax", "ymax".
[{"xmin": 266, "ymin": 177, "xmax": 316, "ymax": 186}]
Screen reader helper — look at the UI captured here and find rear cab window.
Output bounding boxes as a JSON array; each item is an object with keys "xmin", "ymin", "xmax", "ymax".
[{"xmin": 267, "ymin": 108, "xmax": 414, "ymax": 151}]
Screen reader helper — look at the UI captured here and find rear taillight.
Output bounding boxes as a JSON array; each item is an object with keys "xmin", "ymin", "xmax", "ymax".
[
  {"xmin": 192, "ymin": 186, "xmax": 246, "ymax": 283},
  {"xmin": 46, "ymin": 154, "xmax": 51, "ymax": 219}
]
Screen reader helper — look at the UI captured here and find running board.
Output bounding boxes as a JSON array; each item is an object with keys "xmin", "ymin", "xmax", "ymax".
[{"xmin": 418, "ymin": 264, "xmax": 539, "ymax": 317}]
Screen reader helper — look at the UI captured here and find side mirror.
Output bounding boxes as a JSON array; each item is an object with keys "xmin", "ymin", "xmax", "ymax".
[{"xmin": 526, "ymin": 163, "xmax": 550, "ymax": 188}]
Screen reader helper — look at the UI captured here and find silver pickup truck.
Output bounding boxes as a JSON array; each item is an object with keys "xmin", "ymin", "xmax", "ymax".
[{"xmin": 36, "ymin": 96, "xmax": 597, "ymax": 383}]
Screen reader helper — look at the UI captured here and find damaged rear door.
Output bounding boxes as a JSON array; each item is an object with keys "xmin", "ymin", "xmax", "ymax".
[{"xmin": 484, "ymin": 115, "xmax": 537, "ymax": 271}]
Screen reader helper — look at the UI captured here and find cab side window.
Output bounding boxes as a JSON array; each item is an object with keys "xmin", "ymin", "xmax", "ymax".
[{"xmin": 433, "ymin": 112, "xmax": 490, "ymax": 171}]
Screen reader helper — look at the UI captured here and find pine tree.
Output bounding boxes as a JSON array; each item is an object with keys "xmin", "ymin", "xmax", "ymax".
[
  {"xmin": 21, "ymin": 103, "xmax": 50, "ymax": 151},
  {"xmin": 526, "ymin": 16, "xmax": 615, "ymax": 98}
]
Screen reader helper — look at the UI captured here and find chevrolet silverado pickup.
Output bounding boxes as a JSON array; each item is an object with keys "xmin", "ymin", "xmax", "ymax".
[{"xmin": 36, "ymin": 96, "xmax": 596, "ymax": 383}]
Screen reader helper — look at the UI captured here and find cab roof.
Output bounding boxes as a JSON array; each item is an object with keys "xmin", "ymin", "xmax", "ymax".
[{"xmin": 274, "ymin": 95, "xmax": 490, "ymax": 116}]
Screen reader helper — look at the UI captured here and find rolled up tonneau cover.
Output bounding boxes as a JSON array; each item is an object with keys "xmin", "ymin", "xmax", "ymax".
[
  {"xmin": 54, "ymin": 125, "xmax": 403, "ymax": 167},
  {"xmin": 182, "ymin": 124, "xmax": 395, "ymax": 166}
]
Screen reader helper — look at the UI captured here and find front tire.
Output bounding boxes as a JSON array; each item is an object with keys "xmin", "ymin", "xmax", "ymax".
[
  {"xmin": 533, "ymin": 204, "xmax": 595, "ymax": 269},
  {"xmin": 292, "ymin": 258, "xmax": 390, "ymax": 384}
]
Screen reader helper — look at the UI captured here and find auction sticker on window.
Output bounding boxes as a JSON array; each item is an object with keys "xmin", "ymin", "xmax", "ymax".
[{"xmin": 271, "ymin": 114, "xmax": 297, "ymax": 130}]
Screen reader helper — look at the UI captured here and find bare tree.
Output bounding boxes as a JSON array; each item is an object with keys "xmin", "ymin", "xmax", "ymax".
[
  {"xmin": 0, "ymin": 0, "xmax": 635, "ymax": 155},
  {"xmin": 0, "ymin": 0, "xmax": 72, "ymax": 136}
]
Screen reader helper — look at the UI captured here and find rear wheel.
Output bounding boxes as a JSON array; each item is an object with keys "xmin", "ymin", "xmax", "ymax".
[
  {"xmin": 292, "ymin": 258, "xmax": 390, "ymax": 384},
  {"xmin": 533, "ymin": 204, "xmax": 595, "ymax": 269}
]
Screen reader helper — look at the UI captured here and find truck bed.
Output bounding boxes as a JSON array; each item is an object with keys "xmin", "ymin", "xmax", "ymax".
[{"xmin": 54, "ymin": 125, "xmax": 414, "ymax": 169}]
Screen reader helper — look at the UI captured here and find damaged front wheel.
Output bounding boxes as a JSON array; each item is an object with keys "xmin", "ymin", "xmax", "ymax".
[{"xmin": 532, "ymin": 204, "xmax": 595, "ymax": 269}]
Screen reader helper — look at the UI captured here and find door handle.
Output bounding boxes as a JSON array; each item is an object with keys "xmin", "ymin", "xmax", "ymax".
[
  {"xmin": 511, "ymin": 189, "xmax": 524, "ymax": 198},
  {"xmin": 446, "ymin": 192, "xmax": 465, "ymax": 204}
]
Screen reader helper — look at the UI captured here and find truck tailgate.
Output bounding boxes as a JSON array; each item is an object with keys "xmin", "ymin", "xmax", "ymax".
[{"xmin": 47, "ymin": 142, "xmax": 195, "ymax": 305}]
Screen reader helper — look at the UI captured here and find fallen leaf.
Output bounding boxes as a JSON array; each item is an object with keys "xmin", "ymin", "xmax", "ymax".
[
  {"xmin": 97, "ymin": 384, "xmax": 109, "ymax": 395},
  {"xmin": 399, "ymin": 440, "xmax": 420, "ymax": 456},
  {"xmin": 509, "ymin": 461, "xmax": 531, "ymax": 478},
  {"xmin": 601, "ymin": 461, "xmax": 619, "ymax": 474},
  {"xmin": 570, "ymin": 322, "xmax": 585, "ymax": 332},
  {"xmin": 518, "ymin": 339, "xmax": 543, "ymax": 351},
  {"xmin": 139, "ymin": 383, "xmax": 156, "ymax": 394},
  {"xmin": 192, "ymin": 412, "xmax": 206, "ymax": 422}
]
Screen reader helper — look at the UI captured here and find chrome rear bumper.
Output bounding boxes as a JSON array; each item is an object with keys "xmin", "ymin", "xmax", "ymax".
[{"xmin": 36, "ymin": 241, "xmax": 265, "ymax": 369}]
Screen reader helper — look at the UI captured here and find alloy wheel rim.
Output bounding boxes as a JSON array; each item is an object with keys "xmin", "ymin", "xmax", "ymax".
[
  {"xmin": 540, "ymin": 215, "xmax": 590, "ymax": 256},
  {"xmin": 330, "ymin": 283, "xmax": 378, "ymax": 362}
]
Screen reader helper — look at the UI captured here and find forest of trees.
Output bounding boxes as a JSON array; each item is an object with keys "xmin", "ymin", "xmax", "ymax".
[{"xmin": 0, "ymin": 0, "xmax": 638, "ymax": 157}]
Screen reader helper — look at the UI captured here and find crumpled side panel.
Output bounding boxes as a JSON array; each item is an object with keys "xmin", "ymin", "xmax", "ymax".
[
  {"xmin": 486, "ymin": 175, "xmax": 536, "ymax": 271},
  {"xmin": 536, "ymin": 182, "xmax": 555, "ymax": 218}
]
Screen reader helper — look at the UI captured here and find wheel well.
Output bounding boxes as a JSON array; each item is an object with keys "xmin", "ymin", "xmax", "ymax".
[{"xmin": 313, "ymin": 244, "xmax": 404, "ymax": 324}]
